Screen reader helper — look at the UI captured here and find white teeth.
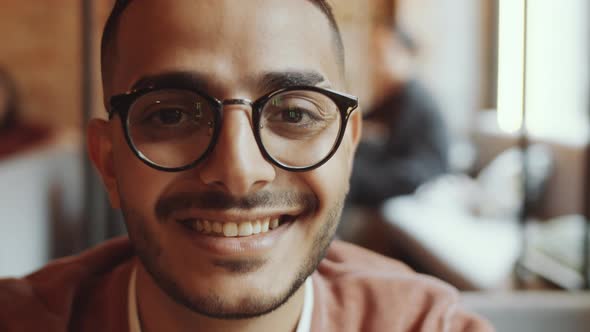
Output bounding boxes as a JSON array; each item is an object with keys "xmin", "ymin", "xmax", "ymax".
[
  {"xmin": 252, "ymin": 220, "xmax": 262, "ymax": 234},
  {"xmin": 203, "ymin": 220, "xmax": 212, "ymax": 234},
  {"xmin": 212, "ymin": 222, "xmax": 223, "ymax": 234},
  {"xmin": 238, "ymin": 222, "xmax": 253, "ymax": 236},
  {"xmin": 270, "ymin": 218, "xmax": 279, "ymax": 230},
  {"xmin": 186, "ymin": 217, "xmax": 285, "ymax": 237},
  {"xmin": 223, "ymin": 223, "xmax": 238, "ymax": 237}
]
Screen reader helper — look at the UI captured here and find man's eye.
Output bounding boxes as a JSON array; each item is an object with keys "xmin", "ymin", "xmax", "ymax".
[
  {"xmin": 282, "ymin": 108, "xmax": 304, "ymax": 123},
  {"xmin": 148, "ymin": 108, "xmax": 185, "ymax": 125}
]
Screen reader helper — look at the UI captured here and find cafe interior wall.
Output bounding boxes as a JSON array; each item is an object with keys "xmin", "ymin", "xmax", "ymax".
[{"xmin": 333, "ymin": 0, "xmax": 394, "ymax": 112}]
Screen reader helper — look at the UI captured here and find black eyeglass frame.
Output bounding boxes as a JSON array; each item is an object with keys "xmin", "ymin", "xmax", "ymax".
[{"xmin": 108, "ymin": 84, "xmax": 359, "ymax": 173}]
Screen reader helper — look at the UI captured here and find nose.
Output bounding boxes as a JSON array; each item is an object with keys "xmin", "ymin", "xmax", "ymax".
[{"xmin": 198, "ymin": 105, "xmax": 276, "ymax": 196}]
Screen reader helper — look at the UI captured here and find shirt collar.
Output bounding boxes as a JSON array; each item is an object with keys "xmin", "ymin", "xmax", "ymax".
[
  {"xmin": 127, "ymin": 266, "xmax": 141, "ymax": 332},
  {"xmin": 128, "ymin": 265, "xmax": 314, "ymax": 332}
]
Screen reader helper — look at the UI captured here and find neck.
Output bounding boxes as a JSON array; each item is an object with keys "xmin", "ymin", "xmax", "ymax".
[{"xmin": 135, "ymin": 263, "xmax": 306, "ymax": 332}]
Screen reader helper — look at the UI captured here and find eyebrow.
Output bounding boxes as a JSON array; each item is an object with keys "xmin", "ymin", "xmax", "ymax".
[
  {"xmin": 130, "ymin": 70, "xmax": 329, "ymax": 95},
  {"xmin": 131, "ymin": 71, "xmax": 210, "ymax": 92},
  {"xmin": 257, "ymin": 71, "xmax": 328, "ymax": 92}
]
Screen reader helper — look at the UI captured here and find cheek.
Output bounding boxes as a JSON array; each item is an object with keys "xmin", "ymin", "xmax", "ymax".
[
  {"xmin": 303, "ymin": 146, "xmax": 353, "ymax": 209},
  {"xmin": 111, "ymin": 139, "xmax": 171, "ymax": 217}
]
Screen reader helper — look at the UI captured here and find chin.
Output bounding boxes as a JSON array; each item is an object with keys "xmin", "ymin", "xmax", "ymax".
[{"xmin": 150, "ymin": 262, "xmax": 307, "ymax": 320}]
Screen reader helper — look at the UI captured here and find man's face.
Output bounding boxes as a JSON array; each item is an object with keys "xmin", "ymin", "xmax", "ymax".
[{"xmin": 92, "ymin": 0, "xmax": 360, "ymax": 318}]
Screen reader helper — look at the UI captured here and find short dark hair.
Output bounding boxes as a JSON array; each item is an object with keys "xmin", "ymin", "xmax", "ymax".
[{"xmin": 101, "ymin": 0, "xmax": 345, "ymax": 92}]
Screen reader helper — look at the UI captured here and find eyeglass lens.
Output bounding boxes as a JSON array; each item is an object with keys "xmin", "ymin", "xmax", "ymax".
[{"xmin": 260, "ymin": 90, "xmax": 342, "ymax": 167}]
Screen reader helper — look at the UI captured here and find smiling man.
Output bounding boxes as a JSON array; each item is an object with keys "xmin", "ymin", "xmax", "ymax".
[{"xmin": 0, "ymin": 1, "xmax": 493, "ymax": 331}]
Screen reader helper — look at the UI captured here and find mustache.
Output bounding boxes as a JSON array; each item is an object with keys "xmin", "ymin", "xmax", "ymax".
[{"xmin": 155, "ymin": 190, "xmax": 319, "ymax": 221}]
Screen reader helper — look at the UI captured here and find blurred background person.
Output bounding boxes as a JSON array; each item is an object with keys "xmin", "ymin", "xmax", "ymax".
[{"xmin": 347, "ymin": 24, "xmax": 449, "ymax": 207}]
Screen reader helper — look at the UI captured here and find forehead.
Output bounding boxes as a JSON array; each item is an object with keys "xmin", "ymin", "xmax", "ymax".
[{"xmin": 112, "ymin": 0, "xmax": 341, "ymax": 94}]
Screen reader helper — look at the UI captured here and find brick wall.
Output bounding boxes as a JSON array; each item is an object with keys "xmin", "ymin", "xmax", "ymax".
[{"xmin": 0, "ymin": 1, "xmax": 112, "ymax": 129}]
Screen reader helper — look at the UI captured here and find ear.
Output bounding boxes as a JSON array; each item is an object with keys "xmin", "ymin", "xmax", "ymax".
[
  {"xmin": 87, "ymin": 119, "xmax": 121, "ymax": 209},
  {"xmin": 345, "ymin": 109, "xmax": 362, "ymax": 170},
  {"xmin": 348, "ymin": 109, "xmax": 362, "ymax": 151}
]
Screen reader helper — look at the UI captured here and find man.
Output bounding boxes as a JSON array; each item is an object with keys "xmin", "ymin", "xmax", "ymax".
[{"xmin": 0, "ymin": 1, "xmax": 493, "ymax": 331}]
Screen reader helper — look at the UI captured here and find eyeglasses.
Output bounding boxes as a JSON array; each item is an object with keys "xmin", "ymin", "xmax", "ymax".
[{"xmin": 108, "ymin": 85, "xmax": 359, "ymax": 172}]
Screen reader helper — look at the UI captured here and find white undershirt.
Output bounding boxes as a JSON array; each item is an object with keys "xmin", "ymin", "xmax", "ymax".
[{"xmin": 128, "ymin": 265, "xmax": 314, "ymax": 332}]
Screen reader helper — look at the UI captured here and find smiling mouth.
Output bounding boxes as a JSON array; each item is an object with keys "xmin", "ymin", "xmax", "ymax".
[{"xmin": 177, "ymin": 215, "xmax": 296, "ymax": 238}]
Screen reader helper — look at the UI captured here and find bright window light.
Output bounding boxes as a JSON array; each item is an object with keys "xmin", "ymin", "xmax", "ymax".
[
  {"xmin": 497, "ymin": 0, "xmax": 526, "ymax": 134},
  {"xmin": 525, "ymin": 0, "xmax": 589, "ymax": 145}
]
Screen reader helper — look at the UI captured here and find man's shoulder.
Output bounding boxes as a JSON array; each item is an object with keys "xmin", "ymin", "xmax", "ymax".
[
  {"xmin": 312, "ymin": 240, "xmax": 494, "ymax": 332},
  {"xmin": 0, "ymin": 237, "xmax": 135, "ymax": 332},
  {"xmin": 317, "ymin": 240, "xmax": 454, "ymax": 301},
  {"xmin": 320, "ymin": 239, "xmax": 414, "ymax": 274}
]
